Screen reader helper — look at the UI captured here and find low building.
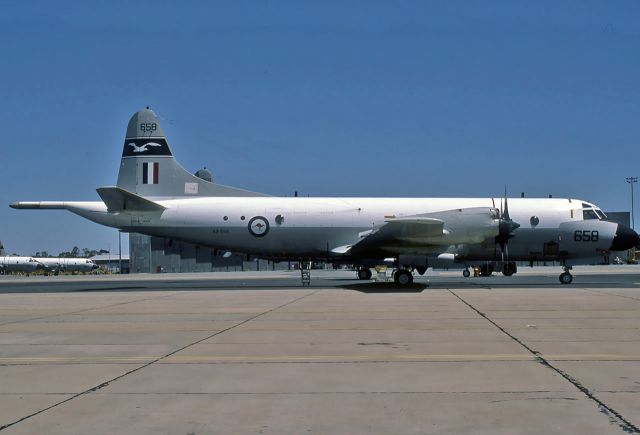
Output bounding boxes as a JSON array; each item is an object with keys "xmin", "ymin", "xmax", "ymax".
[
  {"xmin": 89, "ymin": 253, "xmax": 130, "ymax": 274},
  {"xmin": 128, "ymin": 233, "xmax": 293, "ymax": 273}
]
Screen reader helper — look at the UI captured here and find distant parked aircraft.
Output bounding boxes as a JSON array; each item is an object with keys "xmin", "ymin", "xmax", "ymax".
[
  {"xmin": 35, "ymin": 257, "xmax": 99, "ymax": 274},
  {"xmin": 0, "ymin": 241, "xmax": 97, "ymax": 275}
]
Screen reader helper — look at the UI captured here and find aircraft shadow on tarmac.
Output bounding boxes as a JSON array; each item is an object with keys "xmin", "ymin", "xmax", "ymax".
[{"xmin": 339, "ymin": 282, "xmax": 428, "ymax": 293}]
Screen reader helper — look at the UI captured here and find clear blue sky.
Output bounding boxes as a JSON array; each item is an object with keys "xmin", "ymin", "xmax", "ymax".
[{"xmin": 1, "ymin": 1, "xmax": 639, "ymax": 255}]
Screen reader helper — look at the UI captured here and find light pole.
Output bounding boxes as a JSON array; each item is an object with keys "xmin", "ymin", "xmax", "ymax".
[
  {"xmin": 626, "ymin": 177, "xmax": 638, "ymax": 230},
  {"xmin": 118, "ymin": 230, "xmax": 122, "ymax": 274}
]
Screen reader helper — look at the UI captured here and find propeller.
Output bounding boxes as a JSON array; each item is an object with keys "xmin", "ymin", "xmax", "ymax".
[{"xmin": 494, "ymin": 190, "xmax": 520, "ymax": 263}]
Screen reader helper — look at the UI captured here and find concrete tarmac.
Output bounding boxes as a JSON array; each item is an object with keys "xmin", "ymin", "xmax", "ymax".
[{"xmin": 0, "ymin": 266, "xmax": 639, "ymax": 434}]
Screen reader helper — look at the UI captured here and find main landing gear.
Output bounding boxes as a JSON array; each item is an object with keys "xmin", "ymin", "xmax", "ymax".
[
  {"xmin": 356, "ymin": 266, "xmax": 413, "ymax": 285},
  {"xmin": 357, "ymin": 268, "xmax": 372, "ymax": 280},
  {"xmin": 462, "ymin": 262, "xmax": 517, "ymax": 278},
  {"xmin": 393, "ymin": 269, "xmax": 414, "ymax": 285},
  {"xmin": 502, "ymin": 262, "xmax": 517, "ymax": 276},
  {"xmin": 559, "ymin": 266, "xmax": 573, "ymax": 285},
  {"xmin": 480, "ymin": 263, "xmax": 494, "ymax": 277},
  {"xmin": 462, "ymin": 263, "xmax": 494, "ymax": 278}
]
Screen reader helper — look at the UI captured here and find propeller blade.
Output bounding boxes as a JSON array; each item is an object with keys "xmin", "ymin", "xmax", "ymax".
[
  {"xmin": 503, "ymin": 194, "xmax": 510, "ymax": 221},
  {"xmin": 494, "ymin": 188, "xmax": 519, "ymax": 262}
]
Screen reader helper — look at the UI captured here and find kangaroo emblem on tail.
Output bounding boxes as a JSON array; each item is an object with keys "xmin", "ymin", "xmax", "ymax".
[{"xmin": 128, "ymin": 142, "xmax": 162, "ymax": 153}]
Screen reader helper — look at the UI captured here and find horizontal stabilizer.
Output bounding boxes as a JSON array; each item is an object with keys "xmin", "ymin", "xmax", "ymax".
[{"xmin": 96, "ymin": 187, "xmax": 165, "ymax": 212}]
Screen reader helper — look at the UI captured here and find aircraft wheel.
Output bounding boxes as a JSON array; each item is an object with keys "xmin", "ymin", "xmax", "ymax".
[
  {"xmin": 463, "ymin": 268, "xmax": 471, "ymax": 278},
  {"xmin": 415, "ymin": 266, "xmax": 427, "ymax": 276},
  {"xmin": 394, "ymin": 269, "xmax": 413, "ymax": 286},
  {"xmin": 357, "ymin": 268, "xmax": 372, "ymax": 280},
  {"xmin": 502, "ymin": 262, "xmax": 517, "ymax": 276},
  {"xmin": 559, "ymin": 272, "xmax": 573, "ymax": 285},
  {"xmin": 480, "ymin": 264, "xmax": 494, "ymax": 277}
]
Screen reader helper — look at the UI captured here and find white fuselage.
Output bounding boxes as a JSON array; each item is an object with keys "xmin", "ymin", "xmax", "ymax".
[{"xmin": 64, "ymin": 196, "xmax": 617, "ymax": 264}]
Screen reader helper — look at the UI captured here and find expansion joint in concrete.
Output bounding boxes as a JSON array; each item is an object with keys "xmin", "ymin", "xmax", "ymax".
[
  {"xmin": 0, "ymin": 290, "xmax": 318, "ymax": 432},
  {"xmin": 448, "ymin": 289, "xmax": 640, "ymax": 434}
]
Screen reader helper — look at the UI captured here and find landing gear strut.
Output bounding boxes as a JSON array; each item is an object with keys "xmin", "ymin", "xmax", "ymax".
[
  {"xmin": 559, "ymin": 266, "xmax": 573, "ymax": 285},
  {"xmin": 357, "ymin": 268, "xmax": 372, "ymax": 280},
  {"xmin": 393, "ymin": 269, "xmax": 414, "ymax": 286}
]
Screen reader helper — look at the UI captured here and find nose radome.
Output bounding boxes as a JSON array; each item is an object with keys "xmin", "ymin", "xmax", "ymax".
[{"xmin": 610, "ymin": 224, "xmax": 640, "ymax": 251}]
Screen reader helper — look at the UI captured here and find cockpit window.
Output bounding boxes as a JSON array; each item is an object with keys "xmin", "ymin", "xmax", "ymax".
[
  {"xmin": 596, "ymin": 209, "xmax": 607, "ymax": 219},
  {"xmin": 583, "ymin": 209, "xmax": 599, "ymax": 220},
  {"xmin": 582, "ymin": 203, "xmax": 592, "ymax": 209}
]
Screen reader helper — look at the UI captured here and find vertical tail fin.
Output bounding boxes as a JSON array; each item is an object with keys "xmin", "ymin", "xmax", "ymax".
[
  {"xmin": 116, "ymin": 108, "xmax": 266, "ymax": 198},
  {"xmin": 0, "ymin": 241, "xmax": 5, "ymax": 256}
]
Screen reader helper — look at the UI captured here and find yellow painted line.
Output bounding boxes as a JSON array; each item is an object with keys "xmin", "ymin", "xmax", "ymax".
[
  {"xmin": 2, "ymin": 354, "xmax": 640, "ymax": 364},
  {"xmin": 164, "ymin": 354, "xmax": 537, "ymax": 363},
  {"xmin": 160, "ymin": 354, "xmax": 640, "ymax": 362},
  {"xmin": 544, "ymin": 354, "xmax": 640, "ymax": 361},
  {"xmin": 0, "ymin": 356, "xmax": 157, "ymax": 363},
  {"xmin": 0, "ymin": 354, "xmax": 533, "ymax": 363}
]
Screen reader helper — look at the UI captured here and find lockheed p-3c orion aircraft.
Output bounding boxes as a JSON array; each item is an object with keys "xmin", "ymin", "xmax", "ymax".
[{"xmin": 11, "ymin": 109, "xmax": 639, "ymax": 285}]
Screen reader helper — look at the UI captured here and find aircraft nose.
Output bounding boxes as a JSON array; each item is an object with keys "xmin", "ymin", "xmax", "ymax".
[{"xmin": 610, "ymin": 224, "xmax": 640, "ymax": 251}]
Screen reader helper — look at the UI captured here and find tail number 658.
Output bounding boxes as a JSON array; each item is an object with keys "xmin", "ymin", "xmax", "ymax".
[
  {"xmin": 140, "ymin": 123, "xmax": 157, "ymax": 132},
  {"xmin": 574, "ymin": 230, "xmax": 599, "ymax": 242}
]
